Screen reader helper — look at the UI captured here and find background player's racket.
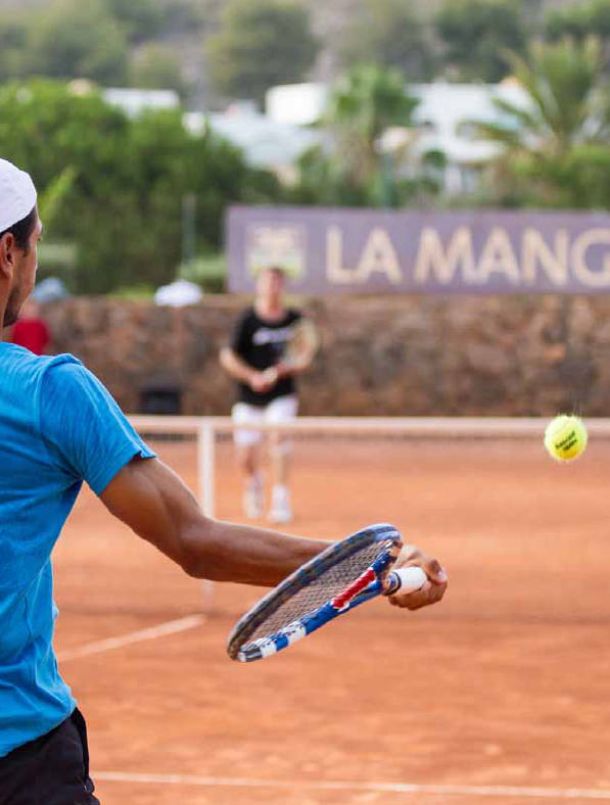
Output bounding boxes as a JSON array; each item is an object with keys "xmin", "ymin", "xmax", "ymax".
[
  {"xmin": 227, "ymin": 523, "xmax": 427, "ymax": 662},
  {"xmin": 283, "ymin": 318, "xmax": 319, "ymax": 370}
]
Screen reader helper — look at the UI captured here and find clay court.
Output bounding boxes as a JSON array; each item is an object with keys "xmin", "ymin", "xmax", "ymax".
[{"xmin": 52, "ymin": 427, "xmax": 610, "ymax": 804}]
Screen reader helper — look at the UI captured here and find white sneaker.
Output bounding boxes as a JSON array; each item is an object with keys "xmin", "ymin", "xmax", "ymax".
[
  {"xmin": 268, "ymin": 485, "xmax": 292, "ymax": 524},
  {"xmin": 243, "ymin": 476, "xmax": 263, "ymax": 519}
]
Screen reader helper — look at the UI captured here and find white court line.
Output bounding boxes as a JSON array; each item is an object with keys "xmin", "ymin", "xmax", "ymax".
[
  {"xmin": 57, "ymin": 614, "xmax": 205, "ymax": 662},
  {"xmin": 95, "ymin": 772, "xmax": 610, "ymax": 800}
]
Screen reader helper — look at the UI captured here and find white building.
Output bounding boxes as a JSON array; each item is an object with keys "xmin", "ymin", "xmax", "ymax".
[
  {"xmin": 97, "ymin": 89, "xmax": 321, "ymax": 180},
  {"xmin": 96, "ymin": 81, "xmax": 531, "ymax": 194},
  {"xmin": 266, "ymin": 80, "xmax": 530, "ymax": 195},
  {"xmin": 102, "ymin": 88, "xmax": 181, "ymax": 117},
  {"xmin": 184, "ymin": 103, "xmax": 323, "ymax": 182}
]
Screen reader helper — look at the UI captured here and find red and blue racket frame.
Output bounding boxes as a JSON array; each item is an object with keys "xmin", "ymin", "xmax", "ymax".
[{"xmin": 228, "ymin": 523, "xmax": 425, "ymax": 663}]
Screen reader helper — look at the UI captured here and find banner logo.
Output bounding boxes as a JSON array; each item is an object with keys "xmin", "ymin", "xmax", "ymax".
[{"xmin": 245, "ymin": 224, "xmax": 306, "ymax": 279}]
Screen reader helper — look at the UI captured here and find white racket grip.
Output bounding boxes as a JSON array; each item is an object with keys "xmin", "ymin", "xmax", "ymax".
[{"xmin": 384, "ymin": 566, "xmax": 428, "ymax": 596}]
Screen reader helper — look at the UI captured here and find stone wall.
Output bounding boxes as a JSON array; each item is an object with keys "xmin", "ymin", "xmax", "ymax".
[{"xmin": 41, "ymin": 294, "xmax": 610, "ymax": 416}]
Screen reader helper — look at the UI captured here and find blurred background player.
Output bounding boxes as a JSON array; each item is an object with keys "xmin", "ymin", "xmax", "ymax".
[{"xmin": 220, "ymin": 266, "xmax": 314, "ymax": 524}]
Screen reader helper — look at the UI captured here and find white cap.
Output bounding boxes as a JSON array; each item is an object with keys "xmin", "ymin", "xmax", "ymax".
[{"xmin": 0, "ymin": 158, "xmax": 37, "ymax": 233}]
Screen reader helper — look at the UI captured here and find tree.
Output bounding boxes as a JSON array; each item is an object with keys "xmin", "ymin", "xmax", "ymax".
[
  {"xmin": 291, "ymin": 65, "xmax": 440, "ymax": 207},
  {"xmin": 206, "ymin": 0, "xmax": 319, "ymax": 105},
  {"xmin": 537, "ymin": 143, "xmax": 610, "ymax": 208},
  {"xmin": 102, "ymin": 0, "xmax": 164, "ymax": 44},
  {"xmin": 129, "ymin": 43, "xmax": 188, "ymax": 98},
  {"xmin": 474, "ymin": 38, "xmax": 610, "ymax": 206},
  {"xmin": 340, "ymin": 0, "xmax": 436, "ymax": 82},
  {"xmin": 436, "ymin": 0, "xmax": 527, "ymax": 82},
  {"xmin": 545, "ymin": 0, "xmax": 610, "ymax": 68},
  {"xmin": 0, "ymin": 80, "xmax": 282, "ymax": 293},
  {"xmin": 545, "ymin": 0, "xmax": 610, "ymax": 43},
  {"xmin": 326, "ymin": 65, "xmax": 418, "ymax": 186},
  {"xmin": 0, "ymin": 17, "xmax": 29, "ymax": 83},
  {"xmin": 27, "ymin": 0, "xmax": 129, "ymax": 85}
]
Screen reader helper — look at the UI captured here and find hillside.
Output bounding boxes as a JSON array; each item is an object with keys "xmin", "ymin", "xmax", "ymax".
[{"xmin": 0, "ymin": 0, "xmax": 593, "ymax": 109}]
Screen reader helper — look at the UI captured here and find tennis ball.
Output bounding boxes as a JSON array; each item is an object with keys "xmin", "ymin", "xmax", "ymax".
[{"xmin": 544, "ymin": 414, "xmax": 588, "ymax": 462}]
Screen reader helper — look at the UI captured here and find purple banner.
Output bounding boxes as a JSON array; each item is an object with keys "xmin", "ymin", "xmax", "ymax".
[{"xmin": 226, "ymin": 205, "xmax": 610, "ymax": 295}]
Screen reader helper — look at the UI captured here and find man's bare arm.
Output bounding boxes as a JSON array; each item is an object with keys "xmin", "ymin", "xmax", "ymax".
[
  {"xmin": 219, "ymin": 346, "xmax": 255, "ymax": 385},
  {"xmin": 100, "ymin": 457, "xmax": 327, "ymax": 587},
  {"xmin": 100, "ymin": 456, "xmax": 448, "ymax": 607}
]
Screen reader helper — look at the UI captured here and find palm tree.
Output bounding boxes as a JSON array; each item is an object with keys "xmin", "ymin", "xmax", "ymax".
[
  {"xmin": 475, "ymin": 37, "xmax": 610, "ymax": 204},
  {"xmin": 293, "ymin": 64, "xmax": 445, "ymax": 208},
  {"xmin": 323, "ymin": 64, "xmax": 419, "ymax": 199}
]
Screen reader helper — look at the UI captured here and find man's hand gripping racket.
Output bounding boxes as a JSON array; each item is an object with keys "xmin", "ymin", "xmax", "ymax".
[{"xmin": 227, "ymin": 523, "xmax": 447, "ymax": 662}]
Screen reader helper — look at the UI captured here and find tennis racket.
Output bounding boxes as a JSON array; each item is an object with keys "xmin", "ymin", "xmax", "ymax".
[
  {"xmin": 282, "ymin": 318, "xmax": 319, "ymax": 370},
  {"xmin": 227, "ymin": 523, "xmax": 427, "ymax": 663}
]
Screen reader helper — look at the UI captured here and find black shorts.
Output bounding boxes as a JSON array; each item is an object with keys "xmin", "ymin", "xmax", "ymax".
[{"xmin": 0, "ymin": 708, "xmax": 100, "ymax": 804}]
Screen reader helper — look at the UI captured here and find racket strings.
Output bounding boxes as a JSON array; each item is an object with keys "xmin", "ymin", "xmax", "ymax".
[
  {"xmin": 285, "ymin": 320, "xmax": 319, "ymax": 365},
  {"xmin": 245, "ymin": 541, "xmax": 387, "ymax": 643}
]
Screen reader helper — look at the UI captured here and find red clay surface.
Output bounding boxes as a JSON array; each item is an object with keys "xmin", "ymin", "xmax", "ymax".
[{"xmin": 52, "ymin": 435, "xmax": 610, "ymax": 804}]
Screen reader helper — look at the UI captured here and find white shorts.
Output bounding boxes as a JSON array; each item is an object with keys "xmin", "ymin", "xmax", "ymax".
[{"xmin": 232, "ymin": 395, "xmax": 299, "ymax": 448}]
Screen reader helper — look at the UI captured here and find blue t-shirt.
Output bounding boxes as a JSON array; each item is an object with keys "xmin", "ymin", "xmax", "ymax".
[{"xmin": 0, "ymin": 343, "xmax": 155, "ymax": 757}]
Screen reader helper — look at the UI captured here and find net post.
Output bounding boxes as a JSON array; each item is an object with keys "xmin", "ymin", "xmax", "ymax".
[
  {"xmin": 198, "ymin": 418, "xmax": 216, "ymax": 519},
  {"xmin": 198, "ymin": 418, "xmax": 216, "ymax": 612}
]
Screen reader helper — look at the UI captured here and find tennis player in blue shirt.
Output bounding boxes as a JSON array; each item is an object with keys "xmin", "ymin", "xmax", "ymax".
[{"xmin": 0, "ymin": 158, "xmax": 448, "ymax": 803}]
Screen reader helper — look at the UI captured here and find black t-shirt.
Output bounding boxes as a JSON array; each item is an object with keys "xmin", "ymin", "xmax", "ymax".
[{"xmin": 230, "ymin": 307, "xmax": 302, "ymax": 406}]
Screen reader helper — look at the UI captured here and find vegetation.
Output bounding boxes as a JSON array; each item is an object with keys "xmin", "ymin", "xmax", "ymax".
[
  {"xmin": 436, "ymin": 0, "xmax": 527, "ymax": 82},
  {"xmin": 27, "ymin": 0, "xmax": 129, "ymax": 85},
  {"xmin": 178, "ymin": 254, "xmax": 227, "ymax": 293},
  {"xmin": 291, "ymin": 65, "xmax": 443, "ymax": 208},
  {"xmin": 128, "ymin": 43, "xmax": 188, "ymax": 98},
  {"xmin": 0, "ymin": 0, "xmax": 603, "ymax": 100},
  {"xmin": 0, "ymin": 81, "xmax": 282, "ymax": 293},
  {"xmin": 340, "ymin": 0, "xmax": 435, "ymax": 82},
  {"xmin": 0, "ymin": 0, "xmax": 609, "ymax": 296},
  {"xmin": 0, "ymin": 0, "xmax": 198, "ymax": 93},
  {"xmin": 206, "ymin": 0, "xmax": 319, "ymax": 105},
  {"xmin": 474, "ymin": 37, "xmax": 610, "ymax": 207},
  {"xmin": 545, "ymin": 0, "xmax": 610, "ymax": 45}
]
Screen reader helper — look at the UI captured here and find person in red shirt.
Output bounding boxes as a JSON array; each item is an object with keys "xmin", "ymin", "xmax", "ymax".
[{"xmin": 11, "ymin": 298, "xmax": 50, "ymax": 354}]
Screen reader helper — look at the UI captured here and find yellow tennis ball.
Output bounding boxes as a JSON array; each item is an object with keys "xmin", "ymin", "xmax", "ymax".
[{"xmin": 544, "ymin": 415, "xmax": 588, "ymax": 462}]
